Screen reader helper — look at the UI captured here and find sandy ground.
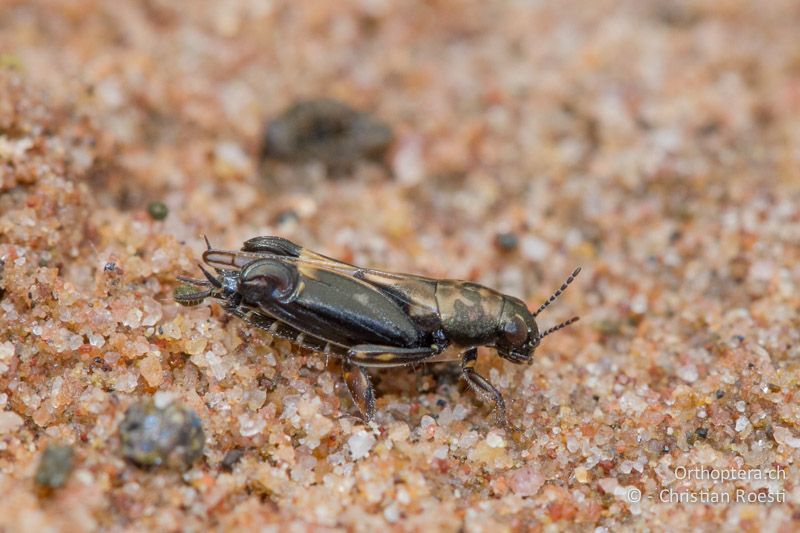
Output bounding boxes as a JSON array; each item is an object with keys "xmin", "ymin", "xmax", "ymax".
[{"xmin": 1, "ymin": 0, "xmax": 800, "ymax": 531}]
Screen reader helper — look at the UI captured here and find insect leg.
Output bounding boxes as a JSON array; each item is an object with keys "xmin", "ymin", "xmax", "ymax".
[
  {"xmin": 342, "ymin": 360, "xmax": 376, "ymax": 421},
  {"xmin": 460, "ymin": 348, "xmax": 511, "ymax": 428},
  {"xmin": 347, "ymin": 344, "xmax": 440, "ymax": 368}
]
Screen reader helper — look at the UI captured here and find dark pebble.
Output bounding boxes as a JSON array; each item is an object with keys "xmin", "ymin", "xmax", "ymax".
[
  {"xmin": 119, "ymin": 399, "xmax": 205, "ymax": 470},
  {"xmin": 495, "ymin": 232, "xmax": 519, "ymax": 252},
  {"xmin": 147, "ymin": 201, "xmax": 169, "ymax": 221},
  {"xmin": 35, "ymin": 444, "xmax": 74, "ymax": 489},
  {"xmin": 220, "ymin": 449, "xmax": 245, "ymax": 471},
  {"xmin": 261, "ymin": 99, "xmax": 393, "ymax": 168}
]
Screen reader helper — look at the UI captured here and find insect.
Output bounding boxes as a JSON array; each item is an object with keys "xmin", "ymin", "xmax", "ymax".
[{"xmin": 175, "ymin": 236, "xmax": 580, "ymax": 427}]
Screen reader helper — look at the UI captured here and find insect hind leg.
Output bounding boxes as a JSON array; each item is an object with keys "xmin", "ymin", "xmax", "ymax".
[
  {"xmin": 341, "ymin": 344, "xmax": 441, "ymax": 422},
  {"xmin": 343, "ymin": 361, "xmax": 376, "ymax": 421}
]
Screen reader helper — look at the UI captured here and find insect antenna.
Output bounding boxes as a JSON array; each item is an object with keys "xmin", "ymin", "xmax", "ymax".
[
  {"xmin": 204, "ymin": 234, "xmax": 212, "ymax": 250},
  {"xmin": 537, "ymin": 316, "xmax": 580, "ymax": 340},
  {"xmin": 532, "ymin": 267, "xmax": 581, "ymax": 317}
]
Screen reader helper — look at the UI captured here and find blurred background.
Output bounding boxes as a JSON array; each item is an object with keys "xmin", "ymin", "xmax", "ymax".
[{"xmin": 4, "ymin": 0, "xmax": 797, "ymax": 292}]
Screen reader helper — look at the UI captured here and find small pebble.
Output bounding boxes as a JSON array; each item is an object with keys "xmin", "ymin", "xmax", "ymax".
[
  {"xmin": 773, "ymin": 426, "xmax": 800, "ymax": 448},
  {"xmin": 119, "ymin": 399, "xmax": 205, "ymax": 470},
  {"xmin": 508, "ymin": 466, "xmax": 544, "ymax": 497},
  {"xmin": 567, "ymin": 436, "xmax": 580, "ymax": 453},
  {"xmin": 433, "ymin": 445, "xmax": 449, "ymax": 459},
  {"xmin": 0, "ymin": 411, "xmax": 23, "ymax": 434},
  {"xmin": 735, "ymin": 416, "xmax": 749, "ymax": 432},
  {"xmin": 146, "ymin": 201, "xmax": 169, "ymax": 221},
  {"xmin": 220, "ymin": 449, "xmax": 245, "ymax": 471},
  {"xmin": 677, "ymin": 364, "xmax": 698, "ymax": 383},
  {"xmin": 486, "ymin": 431, "xmax": 506, "ymax": 448},
  {"xmin": 420, "ymin": 415, "xmax": 436, "ymax": 431},
  {"xmin": 495, "ymin": 232, "xmax": 519, "ymax": 252},
  {"xmin": 35, "ymin": 444, "xmax": 74, "ymax": 489},
  {"xmin": 347, "ymin": 430, "xmax": 376, "ymax": 460},
  {"xmin": 0, "ymin": 341, "xmax": 14, "ymax": 361}
]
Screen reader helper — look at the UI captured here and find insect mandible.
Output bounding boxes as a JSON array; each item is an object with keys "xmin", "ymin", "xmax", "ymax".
[{"xmin": 175, "ymin": 236, "xmax": 580, "ymax": 427}]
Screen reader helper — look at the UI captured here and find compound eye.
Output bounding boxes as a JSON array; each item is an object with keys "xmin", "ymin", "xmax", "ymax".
[{"xmin": 502, "ymin": 316, "xmax": 528, "ymax": 346}]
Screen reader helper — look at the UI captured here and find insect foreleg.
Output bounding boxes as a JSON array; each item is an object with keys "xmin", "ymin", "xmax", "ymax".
[{"xmin": 461, "ymin": 348, "xmax": 513, "ymax": 429}]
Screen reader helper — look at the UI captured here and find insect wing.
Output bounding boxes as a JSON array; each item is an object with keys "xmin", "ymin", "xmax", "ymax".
[
  {"xmin": 291, "ymin": 247, "xmax": 442, "ymax": 323},
  {"xmin": 245, "ymin": 258, "xmax": 425, "ymax": 348},
  {"xmin": 284, "ymin": 257, "xmax": 441, "ymax": 325}
]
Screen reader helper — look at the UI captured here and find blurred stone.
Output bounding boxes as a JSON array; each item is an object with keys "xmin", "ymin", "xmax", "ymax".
[
  {"xmin": 494, "ymin": 232, "xmax": 519, "ymax": 252},
  {"xmin": 347, "ymin": 430, "xmax": 376, "ymax": 460},
  {"xmin": 220, "ymin": 449, "xmax": 245, "ymax": 471},
  {"xmin": 35, "ymin": 444, "xmax": 74, "ymax": 489},
  {"xmin": 146, "ymin": 201, "xmax": 169, "ymax": 221},
  {"xmin": 508, "ymin": 466, "xmax": 544, "ymax": 497},
  {"xmin": 0, "ymin": 411, "xmax": 23, "ymax": 434},
  {"xmin": 260, "ymin": 99, "xmax": 393, "ymax": 170},
  {"xmin": 119, "ymin": 399, "xmax": 205, "ymax": 470}
]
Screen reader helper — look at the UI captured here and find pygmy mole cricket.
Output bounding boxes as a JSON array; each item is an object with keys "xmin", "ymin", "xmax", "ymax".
[{"xmin": 176, "ymin": 236, "xmax": 580, "ymax": 427}]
